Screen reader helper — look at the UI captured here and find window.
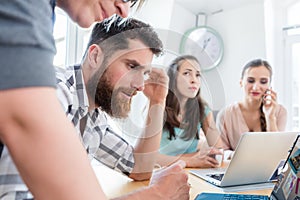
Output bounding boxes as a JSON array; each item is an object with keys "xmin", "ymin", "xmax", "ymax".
[
  {"xmin": 290, "ymin": 42, "xmax": 300, "ymax": 131},
  {"xmin": 286, "ymin": 1, "xmax": 300, "ymax": 35},
  {"xmin": 285, "ymin": 1, "xmax": 300, "ymax": 131},
  {"xmin": 53, "ymin": 8, "xmax": 67, "ymax": 68},
  {"xmin": 53, "ymin": 8, "xmax": 92, "ymax": 68}
]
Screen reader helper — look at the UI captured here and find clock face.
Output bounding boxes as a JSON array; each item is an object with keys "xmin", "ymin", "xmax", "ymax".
[{"xmin": 180, "ymin": 26, "xmax": 224, "ymax": 71}]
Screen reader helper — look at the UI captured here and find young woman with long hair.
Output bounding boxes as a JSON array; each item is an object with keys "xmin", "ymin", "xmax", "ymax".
[
  {"xmin": 216, "ymin": 59, "xmax": 287, "ymax": 151},
  {"xmin": 157, "ymin": 55, "xmax": 223, "ymax": 168}
]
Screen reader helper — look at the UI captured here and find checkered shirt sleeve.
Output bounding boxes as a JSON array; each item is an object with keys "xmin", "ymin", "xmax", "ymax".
[
  {"xmin": 56, "ymin": 65, "xmax": 135, "ymax": 175},
  {"xmin": 89, "ymin": 110, "xmax": 134, "ymax": 175}
]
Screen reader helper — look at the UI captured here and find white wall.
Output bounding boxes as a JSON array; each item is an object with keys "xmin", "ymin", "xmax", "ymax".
[
  {"xmin": 264, "ymin": 0, "xmax": 298, "ymax": 130},
  {"xmin": 135, "ymin": 0, "xmax": 175, "ymax": 58},
  {"xmin": 209, "ymin": 3, "xmax": 266, "ymax": 105},
  {"xmin": 116, "ymin": 0, "xmax": 298, "ymax": 142},
  {"xmin": 126, "ymin": 0, "xmax": 266, "ymax": 111},
  {"xmin": 137, "ymin": 1, "xmax": 266, "ymax": 109},
  {"xmin": 117, "ymin": 1, "xmax": 268, "ymax": 143}
]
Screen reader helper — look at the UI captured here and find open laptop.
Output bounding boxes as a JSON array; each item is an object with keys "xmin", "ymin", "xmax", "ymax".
[
  {"xmin": 194, "ymin": 134, "xmax": 300, "ymax": 200},
  {"xmin": 190, "ymin": 132, "xmax": 299, "ymax": 187}
]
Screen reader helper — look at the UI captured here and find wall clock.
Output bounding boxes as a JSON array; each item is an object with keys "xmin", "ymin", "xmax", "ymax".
[{"xmin": 180, "ymin": 26, "xmax": 224, "ymax": 71}]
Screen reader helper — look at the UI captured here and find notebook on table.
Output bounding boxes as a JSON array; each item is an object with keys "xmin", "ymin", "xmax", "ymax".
[
  {"xmin": 194, "ymin": 134, "xmax": 300, "ymax": 200},
  {"xmin": 190, "ymin": 132, "xmax": 299, "ymax": 187}
]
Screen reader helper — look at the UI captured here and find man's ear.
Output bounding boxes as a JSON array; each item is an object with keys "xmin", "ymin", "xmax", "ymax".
[{"xmin": 88, "ymin": 44, "xmax": 103, "ymax": 69}]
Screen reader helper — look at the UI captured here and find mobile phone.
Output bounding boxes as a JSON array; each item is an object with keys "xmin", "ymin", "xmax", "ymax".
[{"xmin": 264, "ymin": 88, "xmax": 272, "ymax": 105}]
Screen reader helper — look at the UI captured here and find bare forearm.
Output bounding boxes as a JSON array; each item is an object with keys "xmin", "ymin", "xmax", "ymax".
[
  {"xmin": 266, "ymin": 116, "xmax": 278, "ymax": 131},
  {"xmin": 111, "ymin": 186, "xmax": 160, "ymax": 200},
  {"xmin": 156, "ymin": 153, "xmax": 180, "ymax": 167},
  {"xmin": 156, "ymin": 152, "xmax": 196, "ymax": 167},
  {"xmin": 0, "ymin": 88, "xmax": 106, "ymax": 200},
  {"xmin": 203, "ymin": 114, "xmax": 223, "ymax": 148},
  {"xmin": 132, "ymin": 101, "xmax": 165, "ymax": 175},
  {"xmin": 135, "ymin": 103, "xmax": 165, "ymax": 151}
]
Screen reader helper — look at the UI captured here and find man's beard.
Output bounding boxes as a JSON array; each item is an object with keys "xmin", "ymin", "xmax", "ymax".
[{"xmin": 87, "ymin": 69, "xmax": 136, "ymax": 118}]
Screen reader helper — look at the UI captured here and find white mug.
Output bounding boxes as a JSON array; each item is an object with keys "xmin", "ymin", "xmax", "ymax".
[{"xmin": 215, "ymin": 148, "xmax": 224, "ymax": 167}]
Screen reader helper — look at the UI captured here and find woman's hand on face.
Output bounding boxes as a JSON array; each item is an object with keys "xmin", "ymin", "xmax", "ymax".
[{"xmin": 262, "ymin": 88, "xmax": 278, "ymax": 118}]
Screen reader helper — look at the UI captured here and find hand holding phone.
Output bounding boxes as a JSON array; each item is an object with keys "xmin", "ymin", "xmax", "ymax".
[
  {"xmin": 264, "ymin": 89, "xmax": 272, "ymax": 105},
  {"xmin": 262, "ymin": 88, "xmax": 278, "ymax": 118}
]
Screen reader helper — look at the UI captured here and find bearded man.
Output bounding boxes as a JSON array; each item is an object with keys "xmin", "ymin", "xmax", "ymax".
[{"xmin": 56, "ymin": 15, "xmax": 168, "ymax": 181}]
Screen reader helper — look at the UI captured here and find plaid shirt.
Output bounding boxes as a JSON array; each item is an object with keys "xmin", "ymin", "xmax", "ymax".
[
  {"xmin": 56, "ymin": 65, "xmax": 134, "ymax": 174},
  {"xmin": 0, "ymin": 148, "xmax": 34, "ymax": 199},
  {"xmin": 0, "ymin": 65, "xmax": 134, "ymax": 199}
]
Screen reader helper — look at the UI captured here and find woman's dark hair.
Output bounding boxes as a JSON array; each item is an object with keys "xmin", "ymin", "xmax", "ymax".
[
  {"xmin": 164, "ymin": 55, "xmax": 207, "ymax": 140},
  {"xmin": 241, "ymin": 59, "xmax": 273, "ymax": 131}
]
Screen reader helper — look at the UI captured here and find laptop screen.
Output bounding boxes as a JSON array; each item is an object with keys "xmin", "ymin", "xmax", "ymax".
[{"xmin": 271, "ymin": 135, "xmax": 300, "ymax": 200}]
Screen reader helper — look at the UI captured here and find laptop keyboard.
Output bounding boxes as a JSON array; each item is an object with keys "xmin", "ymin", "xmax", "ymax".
[
  {"xmin": 221, "ymin": 194, "xmax": 269, "ymax": 200},
  {"xmin": 195, "ymin": 193, "xmax": 270, "ymax": 200},
  {"xmin": 207, "ymin": 173, "xmax": 224, "ymax": 181}
]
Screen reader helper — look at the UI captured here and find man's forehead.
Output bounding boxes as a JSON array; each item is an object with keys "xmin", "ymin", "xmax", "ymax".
[{"xmin": 109, "ymin": 44, "xmax": 154, "ymax": 66}]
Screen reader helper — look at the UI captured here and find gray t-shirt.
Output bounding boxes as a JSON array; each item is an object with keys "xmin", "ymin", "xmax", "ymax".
[
  {"xmin": 0, "ymin": 0, "xmax": 56, "ymax": 197},
  {"xmin": 0, "ymin": 0, "xmax": 56, "ymax": 90}
]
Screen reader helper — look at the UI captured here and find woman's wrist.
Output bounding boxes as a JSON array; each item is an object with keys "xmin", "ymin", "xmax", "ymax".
[
  {"xmin": 266, "ymin": 116, "xmax": 278, "ymax": 131},
  {"xmin": 149, "ymin": 98, "xmax": 166, "ymax": 106},
  {"xmin": 266, "ymin": 115, "xmax": 277, "ymax": 122},
  {"xmin": 180, "ymin": 156, "xmax": 191, "ymax": 167}
]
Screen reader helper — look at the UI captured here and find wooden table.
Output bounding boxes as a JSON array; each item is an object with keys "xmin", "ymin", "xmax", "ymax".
[{"xmin": 92, "ymin": 161, "xmax": 273, "ymax": 199}]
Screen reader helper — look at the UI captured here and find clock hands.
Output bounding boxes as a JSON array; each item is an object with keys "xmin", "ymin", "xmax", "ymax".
[
  {"xmin": 202, "ymin": 37, "xmax": 211, "ymax": 52},
  {"xmin": 181, "ymin": 26, "xmax": 224, "ymax": 71}
]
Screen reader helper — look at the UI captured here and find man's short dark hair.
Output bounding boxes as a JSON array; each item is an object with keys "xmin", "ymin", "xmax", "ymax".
[{"xmin": 85, "ymin": 15, "xmax": 163, "ymax": 58}]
